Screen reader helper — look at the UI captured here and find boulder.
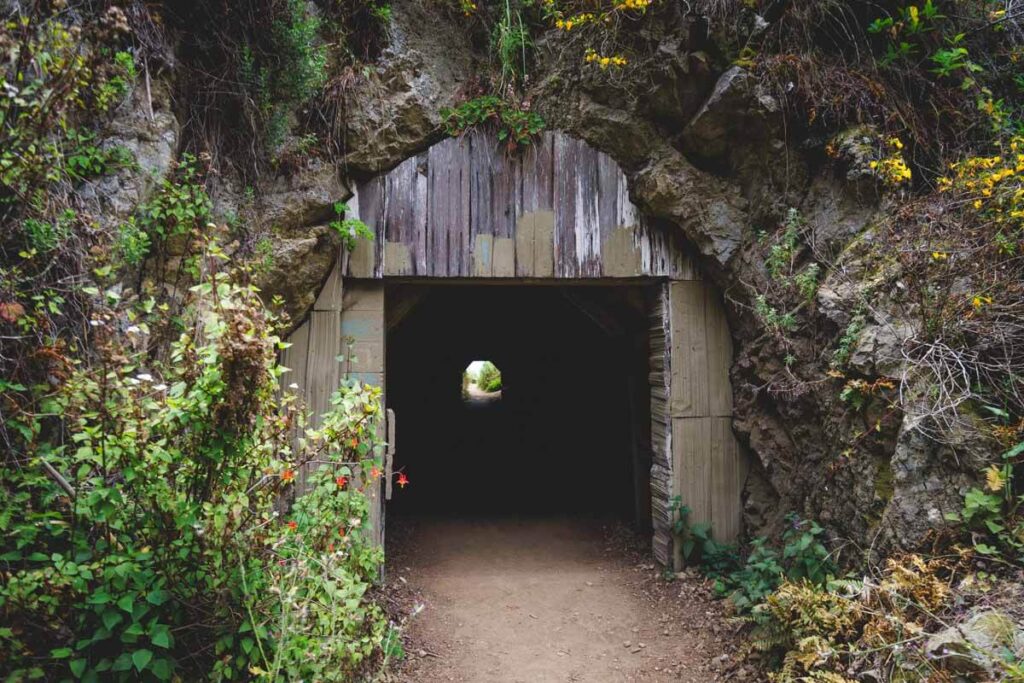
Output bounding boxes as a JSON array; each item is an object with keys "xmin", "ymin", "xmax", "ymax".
[
  {"xmin": 255, "ymin": 226, "xmax": 342, "ymax": 326},
  {"xmin": 257, "ymin": 160, "xmax": 349, "ymax": 233},
  {"xmin": 926, "ymin": 610, "xmax": 1024, "ymax": 675}
]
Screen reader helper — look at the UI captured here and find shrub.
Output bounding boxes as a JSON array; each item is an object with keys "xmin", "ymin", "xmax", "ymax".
[{"xmin": 0, "ymin": 252, "xmax": 392, "ymax": 681}]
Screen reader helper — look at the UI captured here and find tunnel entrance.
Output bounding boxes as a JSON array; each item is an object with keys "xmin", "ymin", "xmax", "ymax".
[
  {"xmin": 281, "ymin": 129, "xmax": 747, "ymax": 567},
  {"xmin": 385, "ymin": 283, "xmax": 654, "ymax": 526}
]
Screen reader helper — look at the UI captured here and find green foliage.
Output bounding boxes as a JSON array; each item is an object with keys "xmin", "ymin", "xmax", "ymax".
[
  {"xmin": 946, "ymin": 440, "xmax": 1024, "ymax": 562},
  {"xmin": 793, "ymin": 263, "xmax": 820, "ymax": 302},
  {"xmin": 238, "ymin": 0, "xmax": 328, "ymax": 149},
  {"xmin": 766, "ymin": 209, "xmax": 803, "ymax": 281},
  {"xmin": 475, "ymin": 361, "xmax": 502, "ymax": 392},
  {"xmin": 0, "ymin": 254, "xmax": 392, "ymax": 681},
  {"xmin": 441, "ymin": 95, "xmax": 545, "ymax": 151},
  {"xmin": 492, "ymin": 0, "xmax": 533, "ymax": 88},
  {"xmin": 329, "ymin": 202, "xmax": 375, "ymax": 252},
  {"xmin": 831, "ymin": 312, "xmax": 865, "ymax": 369},
  {"xmin": 0, "ymin": 10, "xmax": 136, "ymax": 208},
  {"xmin": 22, "ymin": 210, "xmax": 75, "ymax": 253},
  {"xmin": 754, "ymin": 294, "xmax": 797, "ymax": 335},
  {"xmin": 673, "ymin": 504, "xmax": 835, "ymax": 615},
  {"xmin": 133, "ymin": 153, "xmax": 211, "ymax": 249},
  {"xmin": 64, "ymin": 129, "xmax": 134, "ymax": 181}
]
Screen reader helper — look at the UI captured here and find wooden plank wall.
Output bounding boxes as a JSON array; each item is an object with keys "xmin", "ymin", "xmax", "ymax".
[{"xmin": 347, "ymin": 130, "xmax": 695, "ymax": 280}]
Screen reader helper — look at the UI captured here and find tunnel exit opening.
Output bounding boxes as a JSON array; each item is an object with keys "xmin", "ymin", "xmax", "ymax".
[{"xmin": 385, "ymin": 282, "xmax": 655, "ymax": 532}]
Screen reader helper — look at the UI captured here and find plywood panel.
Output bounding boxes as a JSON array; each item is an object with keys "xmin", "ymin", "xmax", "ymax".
[
  {"xmin": 280, "ymin": 319, "xmax": 310, "ymax": 394},
  {"xmin": 672, "ymin": 416, "xmax": 713, "ymax": 567},
  {"xmin": 493, "ymin": 237, "xmax": 515, "ymax": 277},
  {"xmin": 533, "ymin": 210, "xmax": 555, "ymax": 278},
  {"xmin": 705, "ymin": 288, "xmax": 734, "ymax": 416},
  {"xmin": 305, "ymin": 310, "xmax": 342, "ymax": 431},
  {"xmin": 710, "ymin": 417, "xmax": 743, "ymax": 542},
  {"xmin": 670, "ymin": 281, "xmax": 710, "ymax": 418},
  {"xmin": 473, "ymin": 233, "xmax": 494, "ymax": 277},
  {"xmin": 514, "ymin": 213, "xmax": 535, "ymax": 277}
]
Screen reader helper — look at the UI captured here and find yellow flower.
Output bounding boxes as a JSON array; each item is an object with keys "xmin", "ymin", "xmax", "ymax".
[
  {"xmin": 985, "ymin": 465, "xmax": 1006, "ymax": 492},
  {"xmin": 931, "ymin": 251, "xmax": 948, "ymax": 261},
  {"xmin": 971, "ymin": 295, "xmax": 993, "ymax": 311}
]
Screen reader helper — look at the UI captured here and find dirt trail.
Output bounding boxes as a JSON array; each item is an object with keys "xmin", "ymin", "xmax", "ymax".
[{"xmin": 387, "ymin": 517, "xmax": 740, "ymax": 683}]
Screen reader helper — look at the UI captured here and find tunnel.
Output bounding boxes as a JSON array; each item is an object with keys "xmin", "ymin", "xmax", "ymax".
[{"xmin": 384, "ymin": 283, "xmax": 655, "ymax": 529}]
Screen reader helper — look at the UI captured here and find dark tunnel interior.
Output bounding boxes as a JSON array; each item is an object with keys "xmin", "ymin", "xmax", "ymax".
[{"xmin": 385, "ymin": 283, "xmax": 654, "ymax": 526}]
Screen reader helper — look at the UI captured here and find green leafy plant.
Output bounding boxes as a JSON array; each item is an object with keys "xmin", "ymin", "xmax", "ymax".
[
  {"xmin": 329, "ymin": 202, "xmax": 374, "ymax": 251},
  {"xmin": 755, "ymin": 295, "xmax": 797, "ymax": 335},
  {"xmin": 135, "ymin": 154, "xmax": 212, "ymax": 242},
  {"xmin": 945, "ymin": 440, "xmax": 1024, "ymax": 561},
  {"xmin": 831, "ymin": 312, "xmax": 866, "ymax": 369},
  {"xmin": 441, "ymin": 95, "xmax": 545, "ymax": 152}
]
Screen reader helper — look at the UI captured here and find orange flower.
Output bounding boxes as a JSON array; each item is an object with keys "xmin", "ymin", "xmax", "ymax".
[
  {"xmin": 397, "ymin": 473, "xmax": 409, "ymax": 488},
  {"xmin": 350, "ymin": 437, "xmax": 359, "ymax": 449},
  {"xmin": 287, "ymin": 520, "xmax": 297, "ymax": 531},
  {"xmin": 336, "ymin": 475, "xmax": 348, "ymax": 488},
  {"xmin": 281, "ymin": 469, "xmax": 295, "ymax": 483},
  {"xmin": 370, "ymin": 466, "xmax": 381, "ymax": 479}
]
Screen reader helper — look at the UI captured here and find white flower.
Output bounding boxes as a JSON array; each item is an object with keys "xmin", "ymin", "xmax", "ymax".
[
  {"xmin": 289, "ymin": 382, "xmax": 299, "ymax": 389},
  {"xmin": 125, "ymin": 325, "xmax": 141, "ymax": 334},
  {"xmin": 153, "ymin": 384, "xmax": 167, "ymax": 391},
  {"xmin": 136, "ymin": 373, "xmax": 153, "ymax": 382}
]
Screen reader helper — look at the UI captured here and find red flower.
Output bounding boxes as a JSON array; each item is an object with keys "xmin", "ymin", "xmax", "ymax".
[
  {"xmin": 369, "ymin": 466, "xmax": 381, "ymax": 480},
  {"xmin": 287, "ymin": 520, "xmax": 297, "ymax": 531},
  {"xmin": 397, "ymin": 473, "xmax": 409, "ymax": 488},
  {"xmin": 350, "ymin": 437, "xmax": 359, "ymax": 449},
  {"xmin": 281, "ymin": 469, "xmax": 295, "ymax": 483},
  {"xmin": 336, "ymin": 475, "xmax": 348, "ymax": 488},
  {"xmin": 328, "ymin": 542, "xmax": 335, "ymax": 552}
]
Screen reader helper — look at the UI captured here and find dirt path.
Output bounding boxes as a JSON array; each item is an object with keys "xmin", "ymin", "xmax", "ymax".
[{"xmin": 386, "ymin": 517, "xmax": 744, "ymax": 682}]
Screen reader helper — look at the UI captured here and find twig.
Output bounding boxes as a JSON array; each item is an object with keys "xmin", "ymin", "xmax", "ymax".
[{"xmin": 41, "ymin": 458, "xmax": 74, "ymax": 496}]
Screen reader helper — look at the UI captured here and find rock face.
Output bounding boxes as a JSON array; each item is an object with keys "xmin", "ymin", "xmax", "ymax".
[
  {"xmin": 334, "ymin": 0, "xmax": 475, "ymax": 173},
  {"xmin": 256, "ymin": 160, "xmax": 350, "ymax": 233},
  {"xmin": 78, "ymin": 79, "xmax": 179, "ymax": 230}
]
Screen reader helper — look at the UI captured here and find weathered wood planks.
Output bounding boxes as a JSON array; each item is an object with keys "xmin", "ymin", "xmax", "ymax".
[{"xmin": 348, "ymin": 130, "xmax": 695, "ymax": 280}]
